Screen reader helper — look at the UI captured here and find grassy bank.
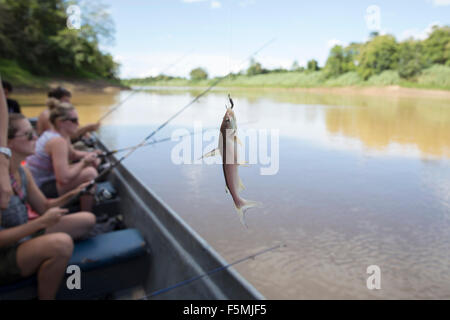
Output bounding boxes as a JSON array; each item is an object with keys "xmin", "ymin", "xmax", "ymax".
[
  {"xmin": 123, "ymin": 64, "xmax": 450, "ymax": 91},
  {"xmin": 0, "ymin": 58, "xmax": 126, "ymax": 91}
]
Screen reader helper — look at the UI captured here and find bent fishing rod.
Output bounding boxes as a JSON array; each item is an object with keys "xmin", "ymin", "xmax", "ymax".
[
  {"xmin": 139, "ymin": 243, "xmax": 286, "ymax": 299},
  {"xmin": 75, "ymin": 38, "xmax": 276, "ymax": 196}
]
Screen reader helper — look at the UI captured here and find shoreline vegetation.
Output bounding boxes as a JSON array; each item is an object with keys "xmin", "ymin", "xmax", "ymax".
[
  {"xmin": 125, "ymin": 26, "xmax": 450, "ymax": 95},
  {"xmin": 0, "ymin": 57, "xmax": 127, "ymax": 92},
  {"xmin": 122, "ymin": 64, "xmax": 450, "ymax": 93},
  {"xmin": 0, "ymin": 0, "xmax": 126, "ymax": 92}
]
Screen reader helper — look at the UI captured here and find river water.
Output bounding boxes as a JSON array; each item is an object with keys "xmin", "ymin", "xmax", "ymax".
[{"xmin": 18, "ymin": 87, "xmax": 450, "ymax": 299}]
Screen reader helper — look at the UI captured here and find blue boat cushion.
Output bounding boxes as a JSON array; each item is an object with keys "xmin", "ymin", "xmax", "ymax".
[{"xmin": 69, "ymin": 229, "xmax": 147, "ymax": 272}]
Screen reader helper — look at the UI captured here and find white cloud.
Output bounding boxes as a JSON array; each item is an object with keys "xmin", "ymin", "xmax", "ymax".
[
  {"xmin": 239, "ymin": 0, "xmax": 256, "ymax": 7},
  {"xmin": 211, "ymin": 1, "xmax": 221, "ymax": 9},
  {"xmin": 430, "ymin": 0, "xmax": 450, "ymax": 6},
  {"xmin": 399, "ymin": 21, "xmax": 441, "ymax": 41},
  {"xmin": 182, "ymin": 0, "xmax": 221, "ymax": 9}
]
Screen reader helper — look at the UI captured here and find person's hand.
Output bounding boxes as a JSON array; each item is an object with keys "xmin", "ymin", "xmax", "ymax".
[
  {"xmin": 74, "ymin": 181, "xmax": 94, "ymax": 195},
  {"xmin": 0, "ymin": 156, "xmax": 12, "ymax": 209},
  {"xmin": 82, "ymin": 152, "xmax": 98, "ymax": 167},
  {"xmin": 40, "ymin": 207, "xmax": 68, "ymax": 228},
  {"xmin": 94, "ymin": 149, "xmax": 105, "ymax": 157}
]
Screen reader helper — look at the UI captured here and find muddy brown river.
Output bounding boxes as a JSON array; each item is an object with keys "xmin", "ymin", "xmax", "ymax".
[{"xmin": 17, "ymin": 86, "xmax": 450, "ymax": 299}]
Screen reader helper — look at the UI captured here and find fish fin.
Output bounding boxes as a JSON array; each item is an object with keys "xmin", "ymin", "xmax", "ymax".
[
  {"xmin": 199, "ymin": 148, "xmax": 219, "ymax": 160},
  {"xmin": 234, "ymin": 200, "xmax": 263, "ymax": 228}
]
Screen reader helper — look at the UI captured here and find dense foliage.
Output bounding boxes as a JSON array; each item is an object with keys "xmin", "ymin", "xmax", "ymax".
[
  {"xmin": 0, "ymin": 0, "xmax": 118, "ymax": 80},
  {"xmin": 324, "ymin": 26, "xmax": 450, "ymax": 80}
]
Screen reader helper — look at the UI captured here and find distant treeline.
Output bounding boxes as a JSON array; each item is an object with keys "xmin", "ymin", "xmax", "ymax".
[
  {"xmin": 0, "ymin": 0, "xmax": 118, "ymax": 82},
  {"xmin": 126, "ymin": 26, "xmax": 450, "ymax": 89}
]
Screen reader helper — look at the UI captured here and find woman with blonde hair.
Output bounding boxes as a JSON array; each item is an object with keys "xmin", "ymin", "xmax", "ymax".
[
  {"xmin": 36, "ymin": 87, "xmax": 72, "ymax": 136},
  {"xmin": 27, "ymin": 105, "xmax": 100, "ymax": 211},
  {"xmin": 36, "ymin": 87, "xmax": 100, "ymax": 137}
]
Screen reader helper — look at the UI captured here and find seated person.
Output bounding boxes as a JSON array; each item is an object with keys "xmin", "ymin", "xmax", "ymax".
[
  {"xmin": 26, "ymin": 105, "xmax": 101, "ymax": 211},
  {"xmin": 0, "ymin": 113, "xmax": 95, "ymax": 299},
  {"xmin": 2, "ymin": 80, "xmax": 21, "ymax": 114},
  {"xmin": 36, "ymin": 87, "xmax": 100, "ymax": 139},
  {"xmin": 37, "ymin": 87, "xmax": 71, "ymax": 135}
]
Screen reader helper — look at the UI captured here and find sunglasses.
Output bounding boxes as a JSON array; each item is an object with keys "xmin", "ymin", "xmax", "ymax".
[
  {"xmin": 14, "ymin": 130, "xmax": 37, "ymax": 141},
  {"xmin": 63, "ymin": 117, "xmax": 79, "ymax": 124}
]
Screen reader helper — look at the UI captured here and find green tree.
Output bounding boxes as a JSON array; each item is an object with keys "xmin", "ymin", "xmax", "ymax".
[
  {"xmin": 0, "ymin": 0, "xmax": 118, "ymax": 79},
  {"xmin": 343, "ymin": 42, "xmax": 362, "ymax": 70},
  {"xmin": 422, "ymin": 25, "xmax": 450, "ymax": 66},
  {"xmin": 307, "ymin": 59, "xmax": 319, "ymax": 71},
  {"xmin": 247, "ymin": 58, "xmax": 266, "ymax": 76},
  {"xmin": 190, "ymin": 67, "xmax": 208, "ymax": 81},
  {"xmin": 398, "ymin": 40, "xmax": 425, "ymax": 79},
  {"xmin": 324, "ymin": 44, "xmax": 361, "ymax": 78},
  {"xmin": 357, "ymin": 35, "xmax": 399, "ymax": 80},
  {"xmin": 324, "ymin": 45, "xmax": 345, "ymax": 77}
]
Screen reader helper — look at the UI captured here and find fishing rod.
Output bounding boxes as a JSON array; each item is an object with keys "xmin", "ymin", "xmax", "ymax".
[
  {"xmin": 100, "ymin": 127, "xmax": 215, "ymax": 157},
  {"xmin": 97, "ymin": 88, "xmax": 142, "ymax": 123},
  {"xmin": 97, "ymin": 49, "xmax": 195, "ymax": 123},
  {"xmin": 139, "ymin": 243, "xmax": 286, "ymax": 300},
  {"xmin": 101, "ymin": 120, "xmax": 256, "ymax": 157}
]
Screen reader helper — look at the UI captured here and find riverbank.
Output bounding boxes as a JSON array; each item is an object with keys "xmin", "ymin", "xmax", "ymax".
[
  {"xmin": 124, "ymin": 65, "xmax": 450, "ymax": 93},
  {"xmin": 0, "ymin": 58, "xmax": 128, "ymax": 92},
  {"xmin": 267, "ymin": 85, "xmax": 450, "ymax": 99}
]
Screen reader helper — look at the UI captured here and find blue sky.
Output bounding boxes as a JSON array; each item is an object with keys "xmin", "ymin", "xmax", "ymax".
[{"xmin": 95, "ymin": 0, "xmax": 450, "ymax": 78}]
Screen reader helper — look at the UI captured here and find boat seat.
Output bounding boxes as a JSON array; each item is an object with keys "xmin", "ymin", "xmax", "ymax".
[{"xmin": 0, "ymin": 229, "xmax": 150, "ymax": 300}]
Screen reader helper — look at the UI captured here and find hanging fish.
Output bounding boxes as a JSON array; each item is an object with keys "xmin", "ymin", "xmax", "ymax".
[{"xmin": 202, "ymin": 94, "xmax": 261, "ymax": 227}]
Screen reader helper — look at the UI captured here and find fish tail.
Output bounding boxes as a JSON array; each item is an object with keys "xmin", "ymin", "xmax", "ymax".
[{"xmin": 234, "ymin": 200, "xmax": 263, "ymax": 228}]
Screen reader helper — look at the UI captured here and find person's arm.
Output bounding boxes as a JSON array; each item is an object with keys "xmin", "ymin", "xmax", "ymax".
[
  {"xmin": 47, "ymin": 137, "xmax": 92, "ymax": 185},
  {"xmin": 72, "ymin": 122, "xmax": 100, "ymax": 140},
  {"xmin": 0, "ymin": 207, "xmax": 67, "ymax": 248},
  {"xmin": 0, "ymin": 218, "xmax": 47, "ymax": 248},
  {"xmin": 0, "ymin": 74, "xmax": 13, "ymax": 209},
  {"xmin": 24, "ymin": 167, "xmax": 89, "ymax": 214},
  {"xmin": 69, "ymin": 145, "xmax": 90, "ymax": 161}
]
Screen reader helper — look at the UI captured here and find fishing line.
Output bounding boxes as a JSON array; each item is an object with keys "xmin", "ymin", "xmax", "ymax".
[
  {"xmin": 89, "ymin": 38, "xmax": 276, "ymax": 185},
  {"xmin": 58, "ymin": 37, "xmax": 275, "ymax": 207},
  {"xmin": 139, "ymin": 243, "xmax": 286, "ymax": 300}
]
